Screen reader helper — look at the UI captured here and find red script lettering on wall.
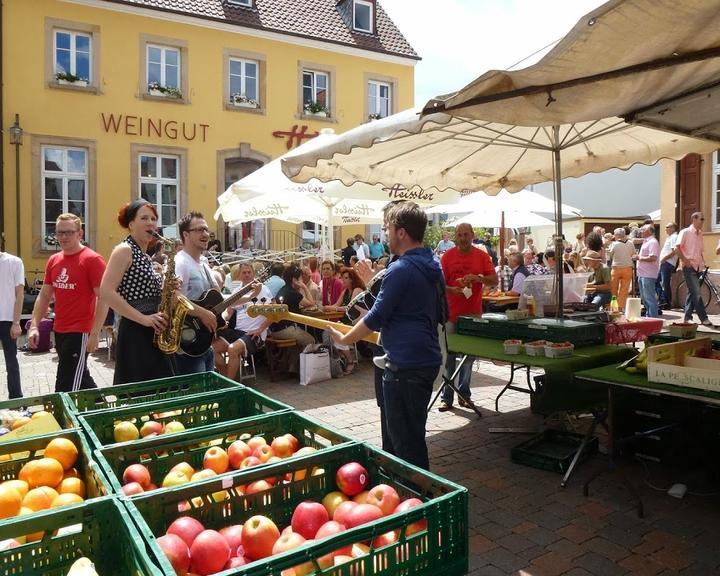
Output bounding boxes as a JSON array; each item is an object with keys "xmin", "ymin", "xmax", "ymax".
[{"xmin": 272, "ymin": 125, "xmax": 319, "ymax": 150}]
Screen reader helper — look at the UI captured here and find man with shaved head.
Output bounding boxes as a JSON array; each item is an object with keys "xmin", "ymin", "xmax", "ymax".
[
  {"xmin": 438, "ymin": 222, "xmax": 497, "ymax": 412},
  {"xmin": 677, "ymin": 212, "xmax": 714, "ymax": 327}
]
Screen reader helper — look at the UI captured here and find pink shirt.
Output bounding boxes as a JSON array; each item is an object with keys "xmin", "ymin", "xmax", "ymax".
[
  {"xmin": 677, "ymin": 225, "xmax": 704, "ymax": 271},
  {"xmin": 637, "ymin": 236, "xmax": 660, "ymax": 278}
]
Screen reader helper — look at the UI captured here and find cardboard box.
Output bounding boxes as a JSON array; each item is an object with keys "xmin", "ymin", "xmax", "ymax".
[{"xmin": 647, "ymin": 337, "xmax": 720, "ymax": 392}]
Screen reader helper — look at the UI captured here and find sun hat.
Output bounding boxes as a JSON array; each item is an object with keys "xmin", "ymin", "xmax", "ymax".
[{"xmin": 582, "ymin": 250, "xmax": 603, "ymax": 262}]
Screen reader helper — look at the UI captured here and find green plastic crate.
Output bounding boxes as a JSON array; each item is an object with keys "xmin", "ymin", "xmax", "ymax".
[
  {"xmin": 126, "ymin": 442, "xmax": 468, "ymax": 576},
  {"xmin": 62, "ymin": 371, "xmax": 242, "ymax": 415},
  {"xmin": 0, "ymin": 392, "xmax": 79, "ymax": 433},
  {"xmin": 511, "ymin": 429, "xmax": 598, "ymax": 473},
  {"xmin": 95, "ymin": 411, "xmax": 354, "ymax": 495},
  {"xmin": 456, "ymin": 314, "xmax": 514, "ymax": 340},
  {"xmin": 0, "ymin": 429, "xmax": 109, "ymax": 500},
  {"xmin": 0, "ymin": 496, "xmax": 163, "ymax": 575},
  {"xmin": 78, "ymin": 386, "xmax": 292, "ymax": 450}
]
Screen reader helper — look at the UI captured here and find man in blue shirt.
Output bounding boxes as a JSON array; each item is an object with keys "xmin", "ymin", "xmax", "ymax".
[
  {"xmin": 368, "ymin": 235, "xmax": 385, "ymax": 262},
  {"xmin": 328, "ymin": 201, "xmax": 443, "ymax": 470},
  {"xmin": 263, "ymin": 262, "xmax": 285, "ymax": 297}
]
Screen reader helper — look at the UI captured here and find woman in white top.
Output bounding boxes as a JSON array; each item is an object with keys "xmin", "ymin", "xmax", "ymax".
[{"xmin": 609, "ymin": 228, "xmax": 636, "ymax": 310}]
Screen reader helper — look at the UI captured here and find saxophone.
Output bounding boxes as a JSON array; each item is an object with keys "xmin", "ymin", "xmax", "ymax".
[{"xmin": 152, "ymin": 232, "xmax": 194, "ymax": 353}]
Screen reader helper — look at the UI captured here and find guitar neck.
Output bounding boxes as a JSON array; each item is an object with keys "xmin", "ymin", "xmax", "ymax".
[
  {"xmin": 285, "ymin": 312, "xmax": 380, "ymax": 345},
  {"xmin": 211, "ymin": 276, "xmax": 266, "ymax": 316}
]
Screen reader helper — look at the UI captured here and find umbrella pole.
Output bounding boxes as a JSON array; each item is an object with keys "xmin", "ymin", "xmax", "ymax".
[
  {"xmin": 552, "ymin": 125, "xmax": 564, "ymax": 319},
  {"xmin": 327, "ymin": 205, "xmax": 335, "ymax": 260},
  {"xmin": 499, "ymin": 211, "xmax": 505, "ymax": 289}
]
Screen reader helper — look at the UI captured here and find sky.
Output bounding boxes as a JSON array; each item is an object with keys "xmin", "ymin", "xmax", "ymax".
[{"xmin": 378, "ymin": 0, "xmax": 661, "ymax": 216}]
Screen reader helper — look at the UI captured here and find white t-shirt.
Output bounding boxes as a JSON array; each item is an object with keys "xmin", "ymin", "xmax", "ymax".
[
  {"xmin": 659, "ymin": 232, "xmax": 678, "ymax": 267},
  {"xmin": 174, "ymin": 250, "xmax": 216, "ymax": 301},
  {"xmin": 233, "ymin": 283, "xmax": 273, "ymax": 338},
  {"xmin": 355, "ymin": 243, "xmax": 369, "ymax": 261},
  {"xmin": 0, "ymin": 253, "xmax": 24, "ymax": 321}
]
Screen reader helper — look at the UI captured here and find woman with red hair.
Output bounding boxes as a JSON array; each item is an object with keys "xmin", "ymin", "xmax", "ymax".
[
  {"xmin": 99, "ymin": 199, "xmax": 174, "ymax": 384},
  {"xmin": 327, "ymin": 267, "xmax": 366, "ymax": 373}
]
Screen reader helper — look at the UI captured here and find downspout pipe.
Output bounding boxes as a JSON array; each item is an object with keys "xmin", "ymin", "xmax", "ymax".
[{"xmin": 0, "ymin": 1, "xmax": 5, "ymax": 252}]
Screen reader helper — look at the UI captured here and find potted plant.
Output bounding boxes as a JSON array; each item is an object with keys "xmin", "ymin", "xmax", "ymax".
[
  {"xmin": 304, "ymin": 100, "xmax": 329, "ymax": 118},
  {"xmin": 368, "ymin": 113, "xmax": 382, "ymax": 121},
  {"xmin": 230, "ymin": 93, "xmax": 259, "ymax": 109},
  {"xmin": 55, "ymin": 72, "xmax": 89, "ymax": 87},
  {"xmin": 148, "ymin": 81, "xmax": 182, "ymax": 99}
]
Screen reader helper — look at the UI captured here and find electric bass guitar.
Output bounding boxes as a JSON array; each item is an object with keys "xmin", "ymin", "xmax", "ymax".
[
  {"xmin": 179, "ymin": 273, "xmax": 267, "ymax": 357},
  {"xmin": 247, "ymin": 304, "xmax": 381, "ymax": 345}
]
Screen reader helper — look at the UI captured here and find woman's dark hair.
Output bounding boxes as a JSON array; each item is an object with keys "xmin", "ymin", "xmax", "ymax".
[
  {"xmin": 270, "ymin": 262, "xmax": 285, "ymax": 277},
  {"xmin": 118, "ymin": 198, "xmax": 158, "ymax": 229},
  {"xmin": 282, "ymin": 263, "xmax": 302, "ymax": 284},
  {"xmin": 340, "ymin": 267, "xmax": 366, "ymax": 291}
]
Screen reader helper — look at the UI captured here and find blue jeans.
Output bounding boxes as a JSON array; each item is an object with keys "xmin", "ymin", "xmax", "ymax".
[
  {"xmin": 682, "ymin": 267, "xmax": 708, "ymax": 322},
  {"xmin": 638, "ymin": 276, "xmax": 659, "ymax": 318},
  {"xmin": 174, "ymin": 347, "xmax": 215, "ymax": 375},
  {"xmin": 0, "ymin": 322, "xmax": 22, "ymax": 398},
  {"xmin": 657, "ymin": 261, "xmax": 675, "ymax": 306},
  {"xmin": 442, "ymin": 353, "xmax": 473, "ymax": 404},
  {"xmin": 585, "ymin": 292, "xmax": 611, "ymax": 307},
  {"xmin": 382, "ymin": 364, "xmax": 439, "ymax": 471}
]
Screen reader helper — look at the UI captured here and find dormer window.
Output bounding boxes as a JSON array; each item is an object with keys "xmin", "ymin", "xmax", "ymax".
[
  {"xmin": 353, "ymin": 0, "xmax": 374, "ymax": 33},
  {"xmin": 226, "ymin": 0, "xmax": 253, "ymax": 7}
]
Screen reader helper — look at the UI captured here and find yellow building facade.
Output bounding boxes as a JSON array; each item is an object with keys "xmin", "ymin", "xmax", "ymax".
[{"xmin": 1, "ymin": 0, "xmax": 417, "ymax": 268}]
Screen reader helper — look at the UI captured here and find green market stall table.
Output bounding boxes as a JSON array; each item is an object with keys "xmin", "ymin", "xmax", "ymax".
[
  {"xmin": 446, "ymin": 334, "xmax": 635, "ymax": 413},
  {"xmin": 569, "ymin": 364, "xmax": 720, "ymax": 515}
]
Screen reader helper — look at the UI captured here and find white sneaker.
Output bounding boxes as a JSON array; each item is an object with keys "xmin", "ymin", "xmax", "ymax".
[{"xmin": 372, "ymin": 354, "xmax": 387, "ymax": 369}]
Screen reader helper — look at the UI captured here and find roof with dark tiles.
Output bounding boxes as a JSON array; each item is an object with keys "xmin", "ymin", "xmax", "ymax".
[{"xmin": 102, "ymin": 0, "xmax": 420, "ymax": 60}]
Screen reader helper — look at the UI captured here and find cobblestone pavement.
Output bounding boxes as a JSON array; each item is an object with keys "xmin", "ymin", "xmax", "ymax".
[{"xmin": 2, "ymin": 310, "xmax": 720, "ymax": 575}]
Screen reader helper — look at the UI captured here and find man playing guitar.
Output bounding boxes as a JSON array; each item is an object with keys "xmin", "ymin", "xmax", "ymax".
[{"xmin": 215, "ymin": 263, "xmax": 271, "ymax": 379}]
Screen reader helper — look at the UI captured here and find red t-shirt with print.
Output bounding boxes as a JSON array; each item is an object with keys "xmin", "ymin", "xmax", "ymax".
[
  {"xmin": 441, "ymin": 246, "xmax": 496, "ymax": 322},
  {"xmin": 44, "ymin": 247, "xmax": 106, "ymax": 333}
]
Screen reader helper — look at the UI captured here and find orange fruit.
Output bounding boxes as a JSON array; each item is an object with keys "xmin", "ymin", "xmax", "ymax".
[
  {"xmin": 51, "ymin": 493, "xmax": 83, "ymax": 508},
  {"xmin": 22, "ymin": 486, "xmax": 58, "ymax": 511},
  {"xmin": 11, "ymin": 417, "xmax": 31, "ymax": 430},
  {"xmin": 1, "ymin": 480, "xmax": 28, "ymax": 499},
  {"xmin": 0, "ymin": 485, "xmax": 22, "ymax": 519},
  {"xmin": 43, "ymin": 438, "xmax": 78, "ymax": 471},
  {"xmin": 18, "ymin": 460, "xmax": 37, "ymax": 484},
  {"xmin": 31, "ymin": 411, "xmax": 50, "ymax": 420},
  {"xmin": 57, "ymin": 477, "xmax": 86, "ymax": 498},
  {"xmin": 19, "ymin": 507, "xmax": 43, "ymax": 542},
  {"xmin": 26, "ymin": 458, "xmax": 64, "ymax": 488},
  {"xmin": 63, "ymin": 467, "xmax": 80, "ymax": 480}
]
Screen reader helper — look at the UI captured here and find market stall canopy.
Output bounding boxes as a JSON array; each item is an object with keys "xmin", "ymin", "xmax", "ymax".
[
  {"xmin": 281, "ymin": 108, "xmax": 716, "ymax": 195},
  {"xmin": 426, "ymin": 189, "xmax": 582, "ymax": 219},
  {"xmin": 445, "ymin": 210, "xmax": 554, "ymax": 229},
  {"xmin": 423, "ymin": 0, "xmax": 720, "ymax": 131}
]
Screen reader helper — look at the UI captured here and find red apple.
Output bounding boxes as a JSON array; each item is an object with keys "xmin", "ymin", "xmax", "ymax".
[
  {"xmin": 246, "ymin": 436, "xmax": 267, "ymax": 451},
  {"xmin": 190, "ymin": 469, "xmax": 217, "ymax": 483},
  {"xmin": 241, "ymin": 515, "xmax": 280, "ymax": 560},
  {"xmin": 252, "ymin": 444, "xmax": 275, "ymax": 463},
  {"xmin": 291, "ymin": 501, "xmax": 329, "ymax": 540},
  {"xmin": 218, "ymin": 524, "xmax": 243, "ymax": 557},
  {"xmin": 245, "ymin": 479, "xmax": 273, "ymax": 494},
  {"xmin": 352, "ymin": 490, "xmax": 370, "ymax": 504},
  {"xmin": 0, "ymin": 539, "xmax": 20, "ymax": 551},
  {"xmin": 239, "ymin": 456, "xmax": 263, "ymax": 470},
  {"xmin": 344, "ymin": 503, "xmax": 383, "ymax": 529},
  {"xmin": 393, "ymin": 498, "xmax": 427, "ymax": 534},
  {"xmin": 157, "ymin": 533, "xmax": 191, "ymax": 576},
  {"xmin": 281, "ymin": 525, "xmax": 294, "ymax": 536},
  {"xmin": 270, "ymin": 436, "xmax": 294, "ymax": 458},
  {"xmin": 203, "ymin": 446, "xmax": 229, "ymax": 474},
  {"xmin": 332, "ymin": 500, "xmax": 358, "ymax": 526},
  {"xmin": 166, "ymin": 516, "xmax": 205, "ymax": 548},
  {"xmin": 123, "ymin": 464, "xmax": 152, "ymax": 489},
  {"xmin": 162, "ymin": 470, "xmax": 190, "ymax": 488},
  {"xmin": 321, "ymin": 490, "xmax": 349, "ymax": 518},
  {"xmin": 283, "ymin": 433, "xmax": 300, "ymax": 453},
  {"xmin": 271, "ymin": 531, "xmax": 306, "ymax": 555},
  {"xmin": 121, "ymin": 481, "xmax": 145, "ymax": 496},
  {"xmin": 366, "ymin": 484, "xmax": 400, "ymax": 516},
  {"xmin": 140, "ymin": 420, "xmax": 164, "ymax": 437},
  {"xmin": 224, "ymin": 555, "xmax": 248, "ymax": 569},
  {"xmin": 315, "ymin": 520, "xmax": 350, "ymax": 565},
  {"xmin": 227, "ymin": 440, "xmax": 252, "ymax": 469},
  {"xmin": 189, "ymin": 530, "xmax": 230, "ymax": 576},
  {"xmin": 372, "ymin": 529, "xmax": 399, "ymax": 548},
  {"xmin": 335, "ymin": 462, "xmax": 369, "ymax": 496},
  {"xmin": 170, "ymin": 462, "xmax": 195, "ymax": 479}
]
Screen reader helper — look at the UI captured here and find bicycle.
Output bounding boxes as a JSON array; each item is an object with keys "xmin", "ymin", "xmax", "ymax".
[{"xmin": 674, "ymin": 266, "xmax": 720, "ymax": 310}]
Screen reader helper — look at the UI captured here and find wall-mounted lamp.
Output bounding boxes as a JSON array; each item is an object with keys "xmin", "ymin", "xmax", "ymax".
[
  {"xmin": 9, "ymin": 114, "xmax": 23, "ymax": 145},
  {"xmin": 10, "ymin": 114, "xmax": 23, "ymax": 255}
]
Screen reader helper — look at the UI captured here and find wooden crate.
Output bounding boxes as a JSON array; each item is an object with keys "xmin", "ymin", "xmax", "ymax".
[{"xmin": 646, "ymin": 337, "xmax": 720, "ymax": 392}]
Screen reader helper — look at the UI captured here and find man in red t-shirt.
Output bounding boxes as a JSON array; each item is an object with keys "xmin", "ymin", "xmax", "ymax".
[
  {"xmin": 29, "ymin": 214, "xmax": 108, "ymax": 392},
  {"xmin": 439, "ymin": 223, "xmax": 497, "ymax": 412}
]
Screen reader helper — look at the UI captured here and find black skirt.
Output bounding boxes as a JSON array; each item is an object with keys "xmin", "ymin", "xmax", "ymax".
[{"xmin": 114, "ymin": 316, "xmax": 175, "ymax": 385}]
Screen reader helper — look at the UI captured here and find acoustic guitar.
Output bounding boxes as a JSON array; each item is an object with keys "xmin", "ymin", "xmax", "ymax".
[
  {"xmin": 179, "ymin": 272, "xmax": 267, "ymax": 357},
  {"xmin": 247, "ymin": 304, "xmax": 381, "ymax": 345}
]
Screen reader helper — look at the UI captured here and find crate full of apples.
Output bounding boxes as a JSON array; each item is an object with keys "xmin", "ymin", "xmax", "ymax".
[
  {"xmin": 126, "ymin": 442, "xmax": 468, "ymax": 576},
  {"xmin": 63, "ymin": 371, "xmax": 242, "ymax": 416},
  {"xmin": 0, "ymin": 496, "xmax": 164, "ymax": 575},
  {"xmin": 78, "ymin": 387, "xmax": 291, "ymax": 449},
  {"xmin": 95, "ymin": 411, "xmax": 353, "ymax": 497}
]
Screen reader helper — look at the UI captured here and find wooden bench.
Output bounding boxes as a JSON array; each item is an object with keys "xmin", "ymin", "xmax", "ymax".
[{"xmin": 265, "ymin": 336, "xmax": 297, "ymax": 381}]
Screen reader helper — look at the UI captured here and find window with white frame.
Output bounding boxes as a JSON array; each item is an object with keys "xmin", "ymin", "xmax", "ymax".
[
  {"xmin": 42, "ymin": 146, "xmax": 88, "ymax": 247},
  {"xmin": 353, "ymin": 0, "xmax": 374, "ymax": 33},
  {"xmin": 54, "ymin": 30, "xmax": 91, "ymax": 82},
  {"xmin": 139, "ymin": 154, "xmax": 180, "ymax": 227},
  {"xmin": 368, "ymin": 80, "xmax": 391, "ymax": 119},
  {"xmin": 226, "ymin": 0, "xmax": 252, "ymax": 6},
  {"xmin": 303, "ymin": 70, "xmax": 329, "ymax": 113},
  {"xmin": 713, "ymin": 151, "xmax": 720, "ymax": 229},
  {"xmin": 147, "ymin": 45, "xmax": 180, "ymax": 91},
  {"xmin": 229, "ymin": 57, "xmax": 259, "ymax": 105}
]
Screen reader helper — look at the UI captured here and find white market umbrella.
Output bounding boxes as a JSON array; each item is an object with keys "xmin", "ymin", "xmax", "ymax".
[
  {"xmin": 427, "ymin": 189, "xmax": 580, "ymax": 217},
  {"xmin": 446, "ymin": 210, "xmax": 554, "ymax": 229}
]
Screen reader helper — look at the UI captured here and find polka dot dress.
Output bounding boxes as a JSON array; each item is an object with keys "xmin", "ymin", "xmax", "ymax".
[{"xmin": 117, "ymin": 236, "xmax": 162, "ymax": 312}]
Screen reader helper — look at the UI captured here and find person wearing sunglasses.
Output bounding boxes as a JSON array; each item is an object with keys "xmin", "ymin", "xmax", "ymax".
[{"xmin": 676, "ymin": 212, "xmax": 714, "ymax": 327}]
